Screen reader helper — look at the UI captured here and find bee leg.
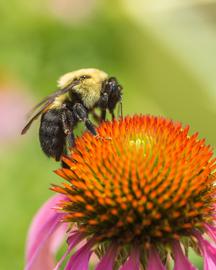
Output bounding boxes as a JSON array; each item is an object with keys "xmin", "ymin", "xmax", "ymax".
[
  {"xmin": 93, "ymin": 108, "xmax": 106, "ymax": 123},
  {"xmin": 110, "ymin": 110, "xmax": 115, "ymax": 120},
  {"xmin": 60, "ymin": 108, "xmax": 75, "ymax": 168},
  {"xmin": 85, "ymin": 118, "xmax": 98, "ymax": 135},
  {"xmin": 100, "ymin": 109, "xmax": 106, "ymax": 122},
  {"xmin": 73, "ymin": 103, "xmax": 97, "ymax": 136},
  {"xmin": 98, "ymin": 92, "xmax": 108, "ymax": 122},
  {"xmin": 66, "ymin": 132, "xmax": 75, "ymax": 148},
  {"xmin": 73, "ymin": 103, "xmax": 111, "ymax": 141},
  {"xmin": 61, "ymin": 131, "xmax": 75, "ymax": 169},
  {"xmin": 61, "ymin": 109, "xmax": 71, "ymax": 136}
]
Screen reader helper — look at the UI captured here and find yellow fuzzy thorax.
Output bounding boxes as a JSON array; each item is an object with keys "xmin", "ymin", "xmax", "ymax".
[{"xmin": 57, "ymin": 68, "xmax": 108, "ymax": 108}]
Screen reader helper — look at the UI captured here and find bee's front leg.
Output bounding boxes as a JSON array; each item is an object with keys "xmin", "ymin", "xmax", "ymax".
[{"xmin": 98, "ymin": 92, "xmax": 108, "ymax": 122}]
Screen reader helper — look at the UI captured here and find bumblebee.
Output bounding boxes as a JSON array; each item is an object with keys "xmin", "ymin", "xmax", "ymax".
[{"xmin": 21, "ymin": 68, "xmax": 123, "ymax": 161}]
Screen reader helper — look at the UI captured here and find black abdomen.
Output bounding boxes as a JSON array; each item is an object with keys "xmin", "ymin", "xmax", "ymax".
[{"xmin": 39, "ymin": 109, "xmax": 65, "ymax": 161}]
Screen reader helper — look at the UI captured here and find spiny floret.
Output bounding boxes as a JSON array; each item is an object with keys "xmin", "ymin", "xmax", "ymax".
[{"xmin": 52, "ymin": 115, "xmax": 216, "ymax": 244}]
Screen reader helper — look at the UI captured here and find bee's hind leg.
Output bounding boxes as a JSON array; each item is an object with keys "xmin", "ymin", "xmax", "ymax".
[
  {"xmin": 60, "ymin": 107, "xmax": 76, "ymax": 168},
  {"xmin": 66, "ymin": 132, "xmax": 75, "ymax": 148},
  {"xmin": 61, "ymin": 107, "xmax": 75, "ymax": 144}
]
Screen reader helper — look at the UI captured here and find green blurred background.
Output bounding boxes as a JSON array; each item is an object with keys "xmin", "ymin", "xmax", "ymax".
[{"xmin": 1, "ymin": 0, "xmax": 216, "ymax": 269}]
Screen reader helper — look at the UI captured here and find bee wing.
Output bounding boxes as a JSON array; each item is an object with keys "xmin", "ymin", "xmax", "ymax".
[
  {"xmin": 21, "ymin": 80, "xmax": 80, "ymax": 135},
  {"xmin": 21, "ymin": 99, "xmax": 53, "ymax": 135},
  {"xmin": 26, "ymin": 95, "xmax": 55, "ymax": 118},
  {"xmin": 26, "ymin": 82, "xmax": 78, "ymax": 117}
]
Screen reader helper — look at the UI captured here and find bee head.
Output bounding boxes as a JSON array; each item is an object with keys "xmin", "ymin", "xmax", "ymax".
[{"xmin": 103, "ymin": 77, "xmax": 123, "ymax": 112}]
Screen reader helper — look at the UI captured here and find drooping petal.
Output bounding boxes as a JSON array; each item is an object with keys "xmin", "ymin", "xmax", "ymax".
[
  {"xmin": 172, "ymin": 241, "xmax": 197, "ymax": 270},
  {"xmin": 194, "ymin": 231, "xmax": 216, "ymax": 270},
  {"xmin": 64, "ymin": 238, "xmax": 94, "ymax": 270},
  {"xmin": 120, "ymin": 247, "xmax": 140, "ymax": 270},
  {"xmin": 146, "ymin": 247, "xmax": 166, "ymax": 270},
  {"xmin": 54, "ymin": 231, "xmax": 84, "ymax": 270},
  {"xmin": 25, "ymin": 195, "xmax": 66, "ymax": 270},
  {"xmin": 204, "ymin": 223, "xmax": 216, "ymax": 243},
  {"xmin": 95, "ymin": 244, "xmax": 118, "ymax": 270}
]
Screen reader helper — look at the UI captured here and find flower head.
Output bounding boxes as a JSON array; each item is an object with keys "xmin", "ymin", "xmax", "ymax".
[{"xmin": 25, "ymin": 115, "xmax": 216, "ymax": 270}]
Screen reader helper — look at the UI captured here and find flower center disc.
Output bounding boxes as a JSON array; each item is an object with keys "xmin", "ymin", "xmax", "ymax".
[{"xmin": 53, "ymin": 115, "xmax": 216, "ymax": 245}]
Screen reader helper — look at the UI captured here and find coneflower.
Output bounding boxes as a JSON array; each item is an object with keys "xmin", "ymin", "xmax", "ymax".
[{"xmin": 25, "ymin": 115, "xmax": 216, "ymax": 270}]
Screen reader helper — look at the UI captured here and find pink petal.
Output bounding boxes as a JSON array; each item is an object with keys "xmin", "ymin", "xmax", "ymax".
[
  {"xmin": 194, "ymin": 231, "xmax": 216, "ymax": 270},
  {"xmin": 146, "ymin": 247, "xmax": 166, "ymax": 270},
  {"xmin": 65, "ymin": 238, "xmax": 94, "ymax": 270},
  {"xmin": 172, "ymin": 241, "xmax": 197, "ymax": 270},
  {"xmin": 54, "ymin": 231, "xmax": 84, "ymax": 270},
  {"xmin": 95, "ymin": 244, "xmax": 118, "ymax": 270},
  {"xmin": 120, "ymin": 247, "xmax": 140, "ymax": 270},
  {"xmin": 204, "ymin": 223, "xmax": 216, "ymax": 243},
  {"xmin": 25, "ymin": 195, "xmax": 66, "ymax": 270}
]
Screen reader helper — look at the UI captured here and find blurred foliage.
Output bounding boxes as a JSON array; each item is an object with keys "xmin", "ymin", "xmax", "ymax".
[{"xmin": 1, "ymin": 0, "xmax": 215, "ymax": 269}]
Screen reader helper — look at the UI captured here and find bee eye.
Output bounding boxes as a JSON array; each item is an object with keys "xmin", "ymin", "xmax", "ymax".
[{"xmin": 79, "ymin": 75, "xmax": 91, "ymax": 80}]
